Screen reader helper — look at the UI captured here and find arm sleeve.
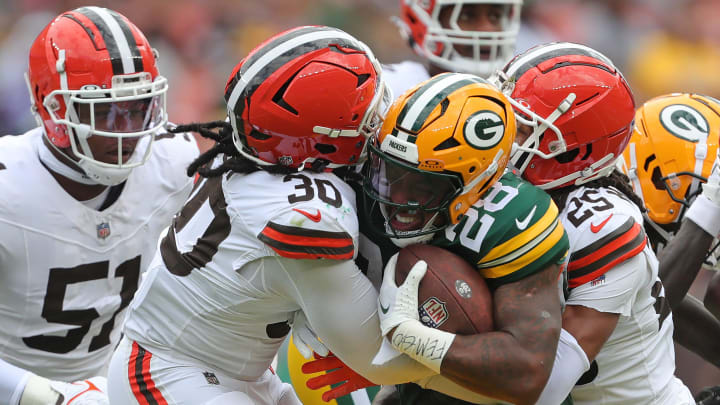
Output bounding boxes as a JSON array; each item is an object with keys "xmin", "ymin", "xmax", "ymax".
[
  {"xmin": 0, "ymin": 357, "xmax": 31, "ymax": 405},
  {"xmin": 269, "ymin": 256, "xmax": 435, "ymax": 385},
  {"xmin": 534, "ymin": 328, "xmax": 590, "ymax": 405}
]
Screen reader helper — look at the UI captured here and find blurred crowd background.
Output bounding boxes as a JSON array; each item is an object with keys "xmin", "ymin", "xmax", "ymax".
[{"xmin": 2, "ymin": 0, "xmax": 720, "ymax": 395}]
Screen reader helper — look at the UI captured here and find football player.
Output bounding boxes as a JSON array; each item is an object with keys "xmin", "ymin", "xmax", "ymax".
[
  {"xmin": 619, "ymin": 93, "xmax": 720, "ymax": 366},
  {"xmin": 385, "ymin": 0, "xmax": 523, "ymax": 97},
  {"xmin": 312, "ymin": 71, "xmax": 570, "ymax": 405},
  {"xmin": 0, "ymin": 7, "xmax": 198, "ymax": 405},
  {"xmin": 105, "ymin": 26, "xmax": 496, "ymax": 405},
  {"xmin": 493, "ymin": 42, "xmax": 695, "ymax": 404}
]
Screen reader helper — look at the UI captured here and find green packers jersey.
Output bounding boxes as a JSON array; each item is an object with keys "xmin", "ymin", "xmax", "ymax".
[
  {"xmin": 434, "ymin": 172, "xmax": 569, "ymax": 289},
  {"xmin": 350, "ymin": 172, "xmax": 570, "ymax": 405}
]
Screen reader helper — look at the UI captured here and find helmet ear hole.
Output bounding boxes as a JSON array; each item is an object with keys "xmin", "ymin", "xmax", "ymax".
[
  {"xmin": 249, "ymin": 129, "xmax": 271, "ymax": 141},
  {"xmin": 651, "ymin": 166, "xmax": 665, "ymax": 191},
  {"xmin": 555, "ymin": 148, "xmax": 579, "ymax": 164},
  {"xmin": 357, "ymin": 73, "xmax": 370, "ymax": 86},
  {"xmin": 315, "ymin": 143, "xmax": 337, "ymax": 154}
]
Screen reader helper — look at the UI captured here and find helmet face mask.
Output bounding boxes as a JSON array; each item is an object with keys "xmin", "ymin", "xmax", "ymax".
[
  {"xmin": 363, "ymin": 72, "xmax": 515, "ymax": 243},
  {"xmin": 400, "ymin": 0, "xmax": 522, "ymax": 77},
  {"xmin": 27, "ymin": 7, "xmax": 168, "ymax": 185},
  {"xmin": 364, "ymin": 140, "xmax": 462, "ymax": 240},
  {"xmin": 224, "ymin": 26, "xmax": 390, "ymax": 172}
]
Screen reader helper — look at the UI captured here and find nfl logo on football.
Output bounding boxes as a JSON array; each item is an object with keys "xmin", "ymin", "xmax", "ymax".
[
  {"xmin": 96, "ymin": 222, "xmax": 111, "ymax": 240},
  {"xmin": 419, "ymin": 297, "xmax": 448, "ymax": 328}
]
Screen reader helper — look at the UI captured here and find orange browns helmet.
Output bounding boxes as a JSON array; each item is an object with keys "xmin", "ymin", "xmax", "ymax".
[
  {"xmin": 27, "ymin": 7, "xmax": 167, "ymax": 185},
  {"xmin": 363, "ymin": 72, "xmax": 515, "ymax": 243},
  {"xmin": 621, "ymin": 93, "xmax": 720, "ymax": 225}
]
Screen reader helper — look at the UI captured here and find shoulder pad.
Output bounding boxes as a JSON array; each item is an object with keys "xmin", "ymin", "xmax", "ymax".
[
  {"xmin": 562, "ymin": 186, "xmax": 648, "ymax": 288},
  {"xmin": 567, "ymin": 216, "xmax": 647, "ymax": 289},
  {"xmin": 258, "ymin": 203, "xmax": 357, "ymax": 261},
  {"xmin": 231, "ymin": 171, "xmax": 358, "ymax": 261}
]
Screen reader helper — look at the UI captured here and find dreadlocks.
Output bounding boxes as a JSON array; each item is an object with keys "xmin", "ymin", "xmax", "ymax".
[
  {"xmin": 549, "ymin": 169, "xmax": 647, "ymax": 213},
  {"xmin": 170, "ymin": 121, "xmax": 325, "ymax": 178}
]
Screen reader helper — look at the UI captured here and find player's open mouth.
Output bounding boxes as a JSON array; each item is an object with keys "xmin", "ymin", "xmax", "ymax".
[{"xmin": 390, "ymin": 209, "xmax": 425, "ymax": 232}]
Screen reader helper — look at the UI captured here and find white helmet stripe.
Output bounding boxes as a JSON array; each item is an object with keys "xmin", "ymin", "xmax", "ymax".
[
  {"xmin": 505, "ymin": 42, "xmax": 615, "ymax": 78},
  {"xmin": 399, "ymin": 73, "xmax": 481, "ymax": 131},
  {"xmin": 84, "ymin": 6, "xmax": 137, "ymax": 74},
  {"xmin": 226, "ymin": 29, "xmax": 368, "ymax": 115}
]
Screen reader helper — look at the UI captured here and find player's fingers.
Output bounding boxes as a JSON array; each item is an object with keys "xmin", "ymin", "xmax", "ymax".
[
  {"xmin": 322, "ymin": 385, "xmax": 352, "ymax": 402},
  {"xmin": 406, "ymin": 260, "xmax": 428, "ymax": 287},
  {"xmin": 306, "ymin": 371, "xmax": 344, "ymax": 389},
  {"xmin": 301, "ymin": 356, "xmax": 343, "ymax": 374},
  {"xmin": 382, "ymin": 253, "xmax": 399, "ymax": 285}
]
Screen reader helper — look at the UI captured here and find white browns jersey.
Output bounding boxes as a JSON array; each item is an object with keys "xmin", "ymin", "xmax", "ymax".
[
  {"xmin": 0, "ymin": 127, "xmax": 198, "ymax": 381},
  {"xmin": 122, "ymin": 166, "xmax": 361, "ymax": 380},
  {"xmin": 383, "ymin": 61, "xmax": 430, "ymax": 101},
  {"xmin": 558, "ymin": 185, "xmax": 689, "ymax": 404}
]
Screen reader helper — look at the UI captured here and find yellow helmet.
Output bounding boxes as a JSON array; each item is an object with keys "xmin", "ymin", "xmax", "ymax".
[
  {"xmin": 621, "ymin": 93, "xmax": 720, "ymax": 225},
  {"xmin": 363, "ymin": 72, "xmax": 515, "ymax": 243}
]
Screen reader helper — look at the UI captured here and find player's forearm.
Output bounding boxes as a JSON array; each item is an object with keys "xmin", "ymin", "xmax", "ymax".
[
  {"xmin": 435, "ymin": 265, "xmax": 563, "ymax": 405},
  {"xmin": 673, "ymin": 294, "xmax": 720, "ymax": 368},
  {"xmin": 658, "ymin": 219, "xmax": 714, "ymax": 309},
  {"xmin": 286, "ymin": 258, "xmax": 435, "ymax": 385},
  {"xmin": 440, "ymin": 329, "xmax": 557, "ymax": 405}
]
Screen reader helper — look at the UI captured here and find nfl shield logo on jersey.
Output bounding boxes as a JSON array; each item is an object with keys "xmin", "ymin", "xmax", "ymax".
[
  {"xmin": 419, "ymin": 297, "xmax": 448, "ymax": 328},
  {"xmin": 96, "ymin": 222, "xmax": 111, "ymax": 239}
]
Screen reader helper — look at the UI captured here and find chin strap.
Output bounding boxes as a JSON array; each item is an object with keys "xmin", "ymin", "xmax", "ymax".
[{"xmin": 38, "ymin": 134, "xmax": 98, "ymax": 185}]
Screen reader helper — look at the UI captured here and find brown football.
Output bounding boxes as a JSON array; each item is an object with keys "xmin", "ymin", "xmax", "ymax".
[{"xmin": 395, "ymin": 244, "xmax": 494, "ymax": 334}]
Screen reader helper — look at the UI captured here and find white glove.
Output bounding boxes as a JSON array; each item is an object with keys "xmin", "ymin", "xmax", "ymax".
[
  {"xmin": 375, "ymin": 254, "xmax": 455, "ymax": 373},
  {"xmin": 703, "ymin": 147, "xmax": 720, "ymax": 205},
  {"xmin": 291, "ymin": 310, "xmax": 329, "ymax": 359},
  {"xmin": 377, "ymin": 253, "xmax": 427, "ymax": 337},
  {"xmin": 20, "ymin": 375, "xmax": 108, "ymax": 405}
]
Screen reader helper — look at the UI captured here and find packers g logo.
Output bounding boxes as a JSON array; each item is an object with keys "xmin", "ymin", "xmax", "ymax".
[
  {"xmin": 463, "ymin": 110, "xmax": 505, "ymax": 150},
  {"xmin": 659, "ymin": 104, "xmax": 709, "ymax": 143}
]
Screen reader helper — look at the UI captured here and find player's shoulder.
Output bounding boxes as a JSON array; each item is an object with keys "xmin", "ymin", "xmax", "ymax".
[
  {"xmin": 561, "ymin": 185, "xmax": 648, "ymax": 288},
  {"xmin": 226, "ymin": 170, "xmax": 359, "ymax": 261},
  {"xmin": 561, "ymin": 185, "xmax": 644, "ymax": 243},
  {"xmin": 382, "ymin": 60, "xmax": 430, "ymax": 100},
  {"xmin": 140, "ymin": 125, "xmax": 199, "ymax": 185},
  {"xmin": 441, "ymin": 173, "xmax": 568, "ymax": 287},
  {"xmin": 0, "ymin": 128, "xmax": 42, "ymax": 171},
  {"xmin": 0, "ymin": 129, "xmax": 50, "ymax": 217},
  {"xmin": 475, "ymin": 173, "xmax": 560, "ymax": 242}
]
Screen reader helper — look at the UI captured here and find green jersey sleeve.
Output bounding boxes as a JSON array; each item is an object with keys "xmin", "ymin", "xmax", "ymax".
[{"xmin": 435, "ymin": 173, "xmax": 569, "ymax": 289}]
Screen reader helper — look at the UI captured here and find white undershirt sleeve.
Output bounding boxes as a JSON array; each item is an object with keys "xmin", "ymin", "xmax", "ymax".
[{"xmin": 534, "ymin": 328, "xmax": 590, "ymax": 405}]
